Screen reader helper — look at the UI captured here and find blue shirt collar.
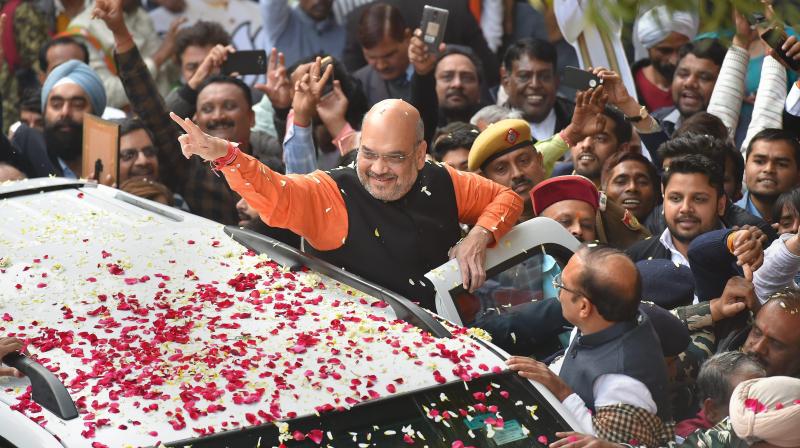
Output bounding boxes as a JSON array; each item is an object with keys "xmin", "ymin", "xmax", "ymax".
[{"xmin": 735, "ymin": 192, "xmax": 763, "ymax": 219}]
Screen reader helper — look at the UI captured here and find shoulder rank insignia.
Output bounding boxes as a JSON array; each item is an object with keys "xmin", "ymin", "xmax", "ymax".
[{"xmin": 622, "ymin": 209, "xmax": 642, "ymax": 231}]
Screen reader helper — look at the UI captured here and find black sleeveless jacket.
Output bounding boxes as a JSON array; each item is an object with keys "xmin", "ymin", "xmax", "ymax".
[
  {"xmin": 559, "ymin": 312, "xmax": 673, "ymax": 421},
  {"xmin": 305, "ymin": 162, "xmax": 461, "ymax": 309}
]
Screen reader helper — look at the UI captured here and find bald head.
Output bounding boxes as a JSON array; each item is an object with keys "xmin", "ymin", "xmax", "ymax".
[
  {"xmin": 575, "ymin": 245, "xmax": 641, "ymax": 322},
  {"xmin": 362, "ymin": 99, "xmax": 424, "ymax": 144}
]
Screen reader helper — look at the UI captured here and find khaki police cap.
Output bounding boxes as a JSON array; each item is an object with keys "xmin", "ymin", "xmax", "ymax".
[{"xmin": 468, "ymin": 119, "xmax": 533, "ymax": 172}]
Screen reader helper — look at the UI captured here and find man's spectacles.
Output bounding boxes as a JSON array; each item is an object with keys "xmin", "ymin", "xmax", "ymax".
[
  {"xmin": 120, "ymin": 146, "xmax": 158, "ymax": 162},
  {"xmin": 359, "ymin": 147, "xmax": 416, "ymax": 166},
  {"xmin": 552, "ymin": 272, "xmax": 582, "ymax": 298}
]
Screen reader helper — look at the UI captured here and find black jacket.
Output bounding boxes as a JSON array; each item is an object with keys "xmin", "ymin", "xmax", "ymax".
[
  {"xmin": 625, "ymin": 235, "xmax": 671, "ymax": 263},
  {"xmin": 6, "ymin": 125, "xmax": 61, "ymax": 178}
]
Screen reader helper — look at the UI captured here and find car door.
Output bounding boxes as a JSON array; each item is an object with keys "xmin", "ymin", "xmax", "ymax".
[{"xmin": 425, "ymin": 217, "xmax": 580, "ymax": 327}]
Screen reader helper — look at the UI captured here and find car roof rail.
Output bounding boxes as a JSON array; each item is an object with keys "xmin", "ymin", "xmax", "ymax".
[
  {"xmin": 224, "ymin": 226, "xmax": 452, "ymax": 338},
  {"xmin": 0, "ymin": 179, "xmax": 93, "ymax": 199},
  {"xmin": 1, "ymin": 353, "xmax": 79, "ymax": 420}
]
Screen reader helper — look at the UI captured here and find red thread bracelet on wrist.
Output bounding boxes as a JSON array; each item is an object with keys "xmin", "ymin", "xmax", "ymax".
[
  {"xmin": 559, "ymin": 129, "xmax": 575, "ymax": 148},
  {"xmin": 212, "ymin": 141, "xmax": 239, "ymax": 171}
]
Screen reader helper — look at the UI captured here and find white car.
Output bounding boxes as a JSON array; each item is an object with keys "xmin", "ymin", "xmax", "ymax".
[{"xmin": 0, "ymin": 178, "xmax": 580, "ymax": 448}]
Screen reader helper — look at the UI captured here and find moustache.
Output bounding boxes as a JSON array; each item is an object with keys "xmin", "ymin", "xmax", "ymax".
[
  {"xmin": 675, "ymin": 214, "xmax": 700, "ymax": 223},
  {"xmin": 367, "ymin": 171, "xmax": 397, "ymax": 181},
  {"xmin": 206, "ymin": 119, "xmax": 236, "ymax": 131},
  {"xmin": 46, "ymin": 118, "xmax": 81, "ymax": 133},
  {"xmin": 445, "ymin": 89, "xmax": 466, "ymax": 98},
  {"xmin": 511, "ymin": 177, "xmax": 532, "ymax": 189}
]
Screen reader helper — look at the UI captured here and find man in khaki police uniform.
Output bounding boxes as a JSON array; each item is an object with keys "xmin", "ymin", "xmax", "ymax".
[{"xmin": 469, "ymin": 117, "xmax": 649, "ymax": 249}]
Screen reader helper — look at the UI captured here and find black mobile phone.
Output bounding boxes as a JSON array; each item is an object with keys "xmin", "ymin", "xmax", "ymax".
[
  {"xmin": 221, "ymin": 50, "xmax": 268, "ymax": 76},
  {"xmin": 320, "ymin": 56, "xmax": 335, "ymax": 96},
  {"xmin": 420, "ymin": 5, "xmax": 449, "ymax": 54},
  {"xmin": 561, "ymin": 66, "xmax": 603, "ymax": 91},
  {"xmin": 761, "ymin": 26, "xmax": 800, "ymax": 71}
]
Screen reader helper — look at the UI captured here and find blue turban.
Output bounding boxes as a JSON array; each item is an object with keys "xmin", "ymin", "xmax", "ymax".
[{"xmin": 41, "ymin": 60, "xmax": 107, "ymax": 116}]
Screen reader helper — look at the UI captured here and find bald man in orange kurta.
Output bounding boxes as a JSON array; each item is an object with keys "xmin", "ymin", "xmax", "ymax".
[{"xmin": 172, "ymin": 99, "xmax": 522, "ymax": 309}]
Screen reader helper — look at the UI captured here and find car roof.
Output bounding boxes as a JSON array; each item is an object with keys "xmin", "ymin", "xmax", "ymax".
[{"xmin": 0, "ymin": 179, "xmax": 509, "ymax": 447}]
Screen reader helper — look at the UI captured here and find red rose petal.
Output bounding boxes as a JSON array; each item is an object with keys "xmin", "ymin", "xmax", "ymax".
[{"xmin": 307, "ymin": 429, "xmax": 324, "ymax": 444}]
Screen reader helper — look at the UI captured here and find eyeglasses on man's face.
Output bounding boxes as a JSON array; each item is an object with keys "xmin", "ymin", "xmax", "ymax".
[
  {"xmin": 552, "ymin": 272, "xmax": 582, "ymax": 298},
  {"xmin": 120, "ymin": 146, "xmax": 158, "ymax": 162},
  {"xmin": 358, "ymin": 146, "xmax": 417, "ymax": 167}
]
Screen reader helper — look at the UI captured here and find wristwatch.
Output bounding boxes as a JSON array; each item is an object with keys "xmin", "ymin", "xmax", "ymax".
[{"xmin": 624, "ymin": 105, "xmax": 649, "ymax": 123}]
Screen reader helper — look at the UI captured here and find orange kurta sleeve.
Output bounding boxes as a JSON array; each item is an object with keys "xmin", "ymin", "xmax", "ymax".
[
  {"xmin": 445, "ymin": 163, "xmax": 523, "ymax": 244},
  {"xmin": 221, "ymin": 152, "xmax": 348, "ymax": 251}
]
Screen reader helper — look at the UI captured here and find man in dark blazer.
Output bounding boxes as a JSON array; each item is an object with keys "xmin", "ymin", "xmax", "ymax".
[{"xmin": 342, "ymin": 0, "xmax": 499, "ymax": 87}]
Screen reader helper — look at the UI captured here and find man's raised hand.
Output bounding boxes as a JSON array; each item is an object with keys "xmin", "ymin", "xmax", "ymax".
[
  {"xmin": 711, "ymin": 272, "xmax": 758, "ymax": 321},
  {"xmin": 730, "ymin": 227, "xmax": 764, "ymax": 271},
  {"xmin": 563, "ymin": 86, "xmax": 608, "ymax": 145},
  {"xmin": 592, "ymin": 68, "xmax": 633, "ymax": 108},
  {"xmin": 255, "ymin": 48, "xmax": 293, "ymax": 109},
  {"xmin": 92, "ymin": 0, "xmax": 127, "ymax": 36},
  {"xmin": 291, "ymin": 56, "xmax": 334, "ymax": 127},
  {"xmin": 408, "ymin": 28, "xmax": 444, "ymax": 75},
  {"xmin": 170, "ymin": 112, "xmax": 228, "ymax": 161},
  {"xmin": 317, "ymin": 79, "xmax": 349, "ymax": 137},
  {"xmin": 188, "ymin": 44, "xmax": 235, "ymax": 90}
]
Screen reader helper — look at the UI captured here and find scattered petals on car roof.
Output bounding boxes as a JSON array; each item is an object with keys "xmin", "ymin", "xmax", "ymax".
[{"xmin": 0, "ymin": 194, "xmax": 508, "ymax": 447}]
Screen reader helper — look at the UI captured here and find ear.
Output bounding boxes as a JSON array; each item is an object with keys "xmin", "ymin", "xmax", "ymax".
[
  {"xmin": 578, "ymin": 297, "xmax": 592, "ymax": 319},
  {"xmin": 248, "ymin": 108, "xmax": 255, "ymax": 129},
  {"xmin": 416, "ymin": 140, "xmax": 428, "ymax": 170},
  {"xmin": 535, "ymin": 150, "xmax": 545, "ymax": 177},
  {"xmin": 618, "ymin": 142, "xmax": 630, "ymax": 153},
  {"xmin": 702, "ymin": 397, "xmax": 721, "ymax": 423},
  {"xmin": 500, "ymin": 66, "xmax": 509, "ymax": 89}
]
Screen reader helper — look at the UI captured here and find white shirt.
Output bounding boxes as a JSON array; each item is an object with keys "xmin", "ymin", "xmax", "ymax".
[
  {"xmin": 549, "ymin": 328, "xmax": 658, "ymax": 435},
  {"xmin": 530, "ymin": 108, "xmax": 557, "ymax": 142},
  {"xmin": 480, "ymin": 0, "xmax": 503, "ymax": 52},
  {"xmin": 658, "ymin": 228, "xmax": 690, "ymax": 268}
]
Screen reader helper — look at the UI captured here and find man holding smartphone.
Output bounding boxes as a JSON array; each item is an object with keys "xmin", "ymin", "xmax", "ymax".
[{"xmin": 353, "ymin": 3, "xmax": 413, "ymax": 107}]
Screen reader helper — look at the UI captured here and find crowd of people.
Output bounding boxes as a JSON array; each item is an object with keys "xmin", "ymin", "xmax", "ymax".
[{"xmin": 3, "ymin": 0, "xmax": 800, "ymax": 446}]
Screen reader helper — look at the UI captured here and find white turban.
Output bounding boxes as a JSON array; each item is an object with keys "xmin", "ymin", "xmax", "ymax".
[
  {"xmin": 635, "ymin": 6, "xmax": 699, "ymax": 50},
  {"xmin": 729, "ymin": 376, "xmax": 800, "ymax": 447}
]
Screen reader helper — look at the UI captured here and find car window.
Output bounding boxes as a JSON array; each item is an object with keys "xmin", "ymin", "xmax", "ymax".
[
  {"xmin": 173, "ymin": 371, "xmax": 572, "ymax": 448},
  {"xmin": 449, "ymin": 245, "xmax": 571, "ymax": 327}
]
